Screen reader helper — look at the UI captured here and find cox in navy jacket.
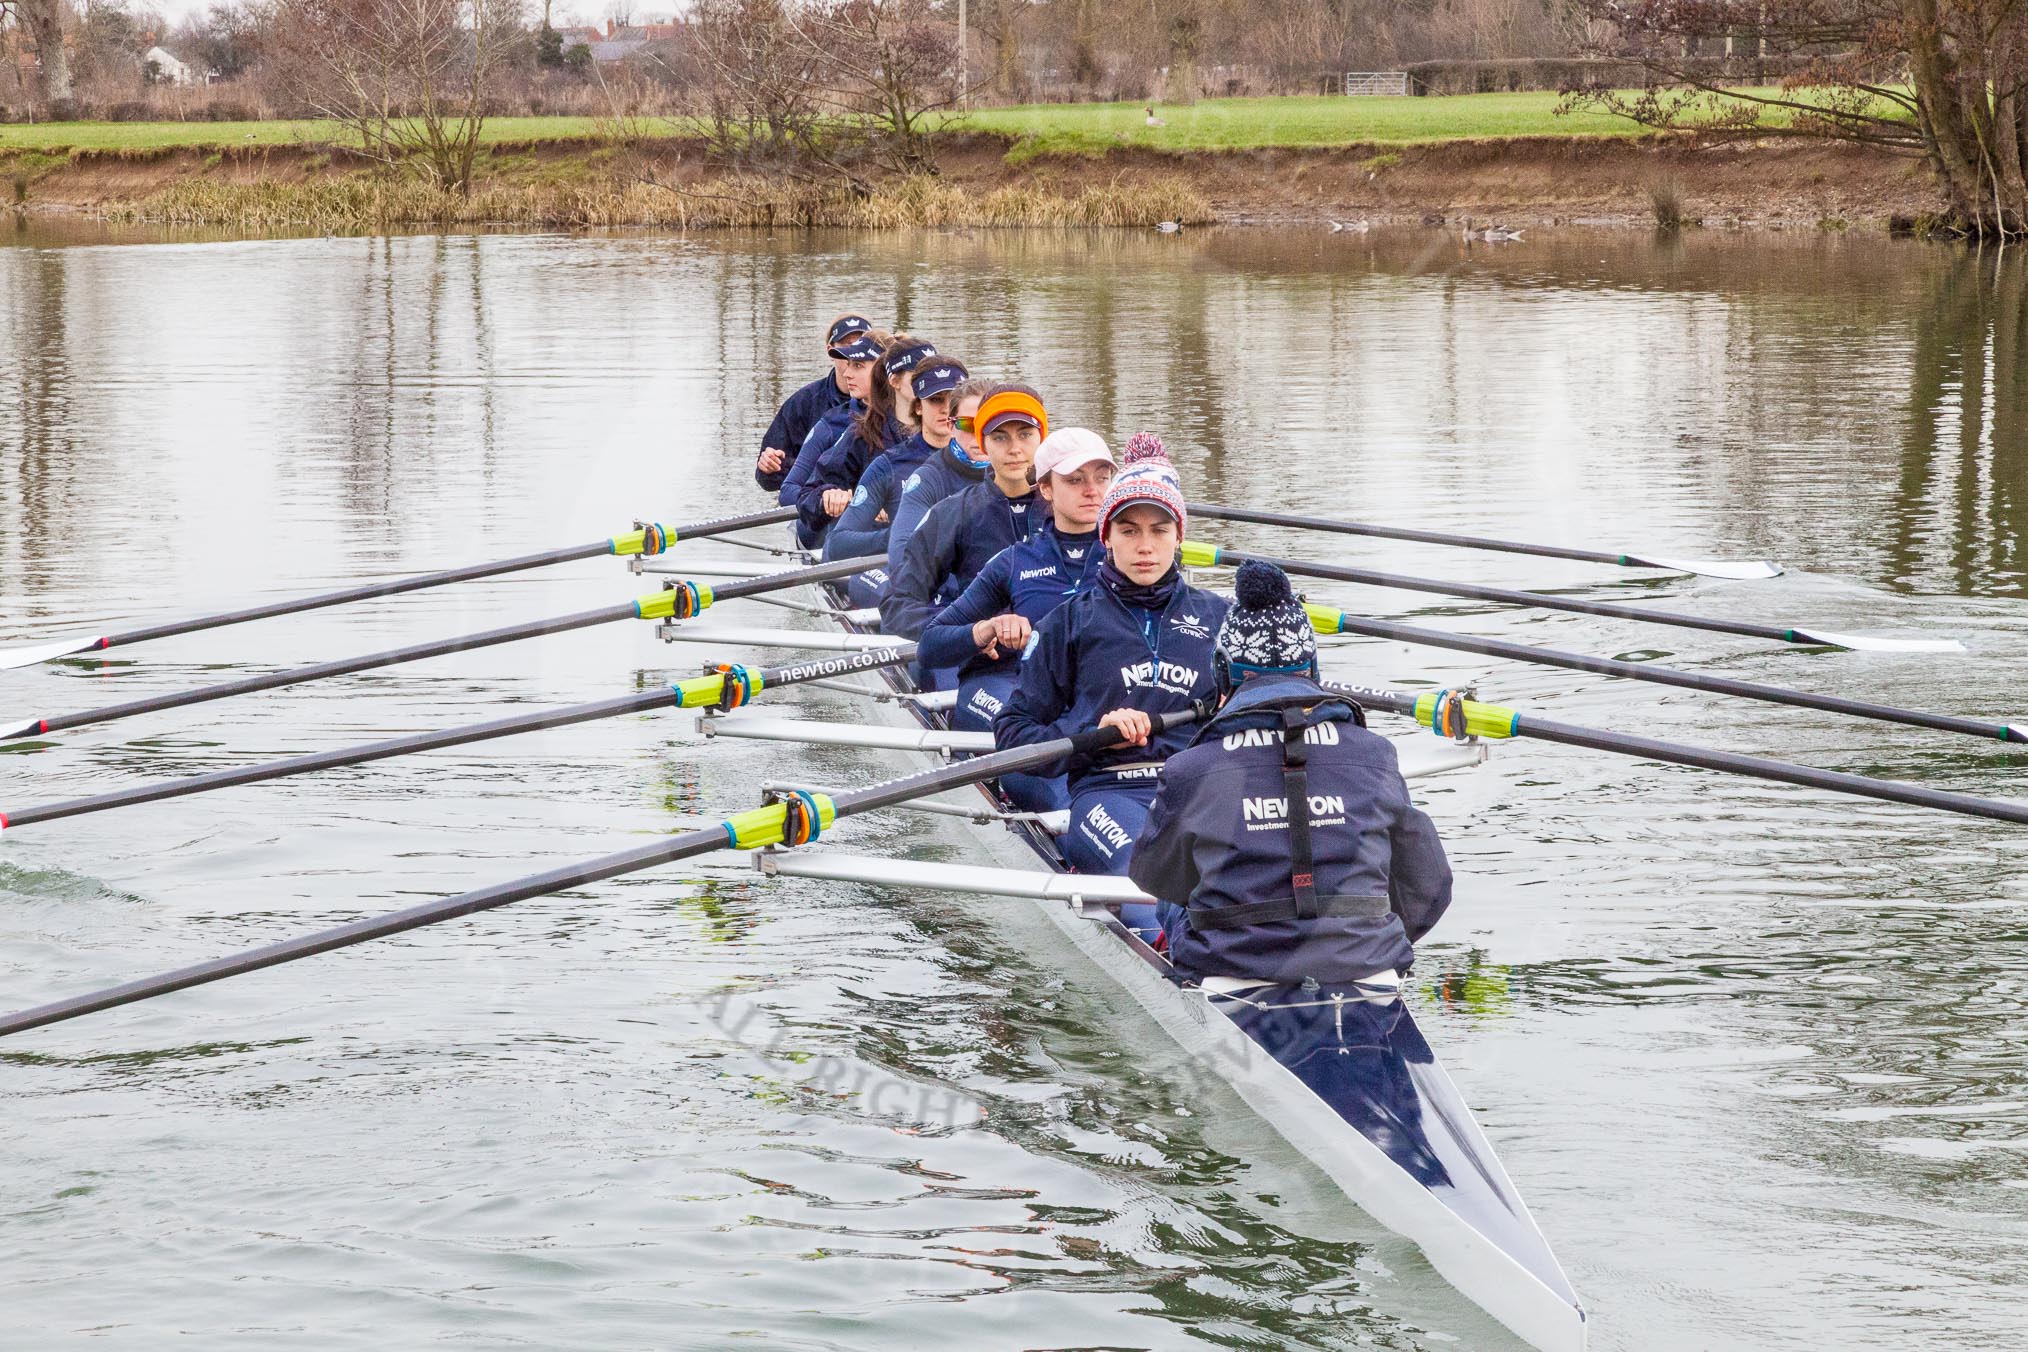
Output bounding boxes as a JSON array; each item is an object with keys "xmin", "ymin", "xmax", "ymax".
[
  {"xmin": 1128, "ymin": 673, "xmax": 1453, "ymax": 986},
  {"xmin": 880, "ymin": 478, "xmax": 1042, "ymax": 639},
  {"xmin": 993, "ymin": 574, "xmax": 1228, "ymax": 791},
  {"xmin": 756, "ymin": 370, "xmax": 848, "ymax": 493},
  {"xmin": 918, "ymin": 522, "xmax": 1102, "ymax": 680}
]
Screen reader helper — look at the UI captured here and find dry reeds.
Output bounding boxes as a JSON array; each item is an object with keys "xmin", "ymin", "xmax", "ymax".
[{"xmin": 102, "ymin": 170, "xmax": 1212, "ymax": 232}]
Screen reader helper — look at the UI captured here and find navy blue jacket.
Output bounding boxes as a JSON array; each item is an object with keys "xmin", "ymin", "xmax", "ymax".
[
  {"xmin": 1130, "ymin": 674, "xmax": 1453, "ymax": 986},
  {"xmin": 797, "ymin": 413, "xmax": 903, "ymax": 542},
  {"xmin": 884, "ymin": 441, "xmax": 990, "ymax": 582},
  {"xmin": 881, "ymin": 478, "xmax": 1042, "ymax": 639},
  {"xmin": 777, "ymin": 401, "xmax": 859, "ymax": 547},
  {"xmin": 919, "ymin": 523, "xmax": 1103, "ymax": 679},
  {"xmin": 993, "ymin": 572, "xmax": 1227, "ymax": 791},
  {"xmin": 823, "ymin": 433, "xmax": 941, "ymax": 563},
  {"xmin": 756, "ymin": 370, "xmax": 849, "ymax": 493}
]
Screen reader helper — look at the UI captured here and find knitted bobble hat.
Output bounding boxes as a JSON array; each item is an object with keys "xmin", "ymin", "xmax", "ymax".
[
  {"xmin": 1099, "ymin": 431, "xmax": 1187, "ymax": 538},
  {"xmin": 1215, "ymin": 560, "xmax": 1318, "ymax": 680}
]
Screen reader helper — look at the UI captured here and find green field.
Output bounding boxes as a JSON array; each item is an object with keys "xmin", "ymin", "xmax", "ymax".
[
  {"xmin": 0, "ymin": 93, "xmax": 1676, "ymax": 156},
  {"xmin": 963, "ymin": 92, "xmax": 1655, "ymax": 149}
]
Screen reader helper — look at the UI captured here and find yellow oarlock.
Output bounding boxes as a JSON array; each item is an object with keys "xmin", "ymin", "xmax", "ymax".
[
  {"xmin": 608, "ymin": 523, "xmax": 674, "ymax": 557},
  {"xmin": 720, "ymin": 793, "xmax": 837, "ymax": 851},
  {"xmin": 671, "ymin": 667, "xmax": 768, "ymax": 709},
  {"xmin": 635, "ymin": 582, "xmax": 715, "ymax": 622},
  {"xmin": 1413, "ymin": 691, "xmax": 1519, "ymax": 740}
]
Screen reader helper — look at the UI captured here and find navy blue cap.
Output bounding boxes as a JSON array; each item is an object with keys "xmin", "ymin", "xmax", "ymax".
[
  {"xmin": 831, "ymin": 331, "xmax": 883, "ymax": 362},
  {"xmin": 826, "ymin": 315, "xmax": 872, "ymax": 352},
  {"xmin": 911, "ymin": 359, "xmax": 967, "ymax": 401},
  {"xmin": 884, "ymin": 341, "xmax": 939, "ymax": 380}
]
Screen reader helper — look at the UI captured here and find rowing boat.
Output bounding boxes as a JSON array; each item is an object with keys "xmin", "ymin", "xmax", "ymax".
[{"xmin": 661, "ymin": 536, "xmax": 1588, "ymax": 1352}]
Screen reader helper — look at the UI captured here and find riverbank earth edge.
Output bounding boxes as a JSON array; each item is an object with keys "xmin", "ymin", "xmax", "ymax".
[{"xmin": 4, "ymin": 132, "xmax": 1944, "ymax": 233}]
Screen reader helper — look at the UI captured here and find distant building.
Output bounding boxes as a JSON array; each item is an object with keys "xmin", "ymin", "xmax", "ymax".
[
  {"xmin": 142, "ymin": 45, "xmax": 207, "ymax": 86},
  {"xmin": 584, "ymin": 17, "xmax": 687, "ymax": 63}
]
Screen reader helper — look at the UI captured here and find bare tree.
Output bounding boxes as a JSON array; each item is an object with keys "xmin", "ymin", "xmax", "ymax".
[
  {"xmin": 1563, "ymin": 0, "xmax": 2028, "ymax": 237},
  {"xmin": 7, "ymin": 0, "xmax": 75, "ymax": 110},
  {"xmin": 687, "ymin": 0, "xmax": 961, "ymax": 189},
  {"xmin": 271, "ymin": 0, "xmax": 525, "ymax": 194}
]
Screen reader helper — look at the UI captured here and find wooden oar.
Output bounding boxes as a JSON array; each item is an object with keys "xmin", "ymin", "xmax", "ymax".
[
  {"xmin": 1184, "ymin": 542, "xmax": 1964, "ymax": 654},
  {"xmin": 0, "ymin": 506, "xmax": 798, "ymax": 673},
  {"xmin": 0, "ymin": 557, "xmax": 875, "ymax": 743},
  {"xmin": 0, "ymin": 709, "xmax": 1205, "ymax": 1040},
  {"xmin": 0, "ymin": 645, "xmax": 918, "ymax": 830},
  {"xmin": 1191, "ymin": 501, "xmax": 1783, "ymax": 580},
  {"xmin": 1303, "ymin": 605, "xmax": 2026, "ymax": 745}
]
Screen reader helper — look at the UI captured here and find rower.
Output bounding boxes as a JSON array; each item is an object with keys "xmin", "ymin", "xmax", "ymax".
[
  {"xmin": 795, "ymin": 334, "xmax": 933, "ymax": 546},
  {"xmin": 881, "ymin": 383, "xmax": 1045, "ymax": 599},
  {"xmin": 754, "ymin": 313, "xmax": 869, "ymax": 495},
  {"xmin": 916, "ymin": 427, "xmax": 1115, "ymax": 811},
  {"xmin": 881, "ymin": 382, "xmax": 1049, "ymax": 648},
  {"xmin": 1128, "ymin": 560, "xmax": 1453, "ymax": 985},
  {"xmin": 776, "ymin": 325, "xmax": 886, "ymax": 547},
  {"xmin": 825, "ymin": 359, "xmax": 972, "ymax": 609},
  {"xmin": 993, "ymin": 435, "xmax": 1226, "ymax": 928}
]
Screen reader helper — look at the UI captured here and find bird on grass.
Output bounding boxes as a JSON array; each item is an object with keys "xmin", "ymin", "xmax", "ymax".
[{"xmin": 1145, "ymin": 106, "xmax": 1166, "ymax": 127}]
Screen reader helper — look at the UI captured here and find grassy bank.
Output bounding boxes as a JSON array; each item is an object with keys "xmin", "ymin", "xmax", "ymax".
[{"xmin": 0, "ymin": 92, "xmax": 1667, "ymax": 156}]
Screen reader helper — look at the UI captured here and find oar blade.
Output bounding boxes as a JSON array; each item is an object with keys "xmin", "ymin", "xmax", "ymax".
[
  {"xmin": 0, "ymin": 714, "xmax": 43, "ymax": 741},
  {"xmin": 1789, "ymin": 628, "xmax": 1967, "ymax": 654},
  {"xmin": 1625, "ymin": 554, "xmax": 1784, "ymax": 581},
  {"xmin": 0, "ymin": 635, "xmax": 103, "ymax": 672}
]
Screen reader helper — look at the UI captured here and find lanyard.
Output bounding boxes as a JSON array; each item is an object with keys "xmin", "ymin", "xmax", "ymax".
[{"xmin": 1049, "ymin": 531, "xmax": 1101, "ymax": 598}]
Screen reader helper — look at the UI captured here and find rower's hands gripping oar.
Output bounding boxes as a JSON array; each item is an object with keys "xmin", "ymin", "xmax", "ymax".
[
  {"xmin": 1190, "ymin": 500, "xmax": 1784, "ymax": 581},
  {"xmin": 0, "ymin": 554, "xmax": 882, "ymax": 744},
  {"xmin": 0, "ymin": 505, "xmax": 799, "ymax": 674},
  {"xmin": 0, "ymin": 704, "xmax": 1209, "ymax": 1041},
  {"xmin": 1328, "ymin": 680, "xmax": 2028, "ymax": 827},
  {"xmin": 0, "ymin": 643, "xmax": 920, "ymax": 831},
  {"xmin": 1182, "ymin": 540, "xmax": 1965, "ymax": 654}
]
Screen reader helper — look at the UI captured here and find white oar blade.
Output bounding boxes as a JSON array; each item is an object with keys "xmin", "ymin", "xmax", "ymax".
[
  {"xmin": 0, "ymin": 635, "xmax": 103, "ymax": 671},
  {"xmin": 1624, "ymin": 554, "xmax": 1784, "ymax": 581},
  {"xmin": 0, "ymin": 715, "xmax": 42, "ymax": 740},
  {"xmin": 1789, "ymin": 628, "xmax": 1967, "ymax": 654}
]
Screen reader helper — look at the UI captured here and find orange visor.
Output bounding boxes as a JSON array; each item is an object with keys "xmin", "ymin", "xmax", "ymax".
[{"xmin": 976, "ymin": 389, "xmax": 1049, "ymax": 442}]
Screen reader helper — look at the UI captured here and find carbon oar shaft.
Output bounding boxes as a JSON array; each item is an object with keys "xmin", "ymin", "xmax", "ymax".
[
  {"xmin": 0, "ymin": 710, "xmax": 1198, "ymax": 1039},
  {"xmin": 1188, "ymin": 543, "xmax": 1962, "ymax": 654},
  {"xmin": 3, "ymin": 556, "xmax": 873, "ymax": 742},
  {"xmin": 1191, "ymin": 501, "xmax": 1782, "ymax": 580},
  {"xmin": 0, "ymin": 645, "xmax": 919, "ymax": 830},
  {"xmin": 0, "ymin": 506, "xmax": 798, "ymax": 671},
  {"xmin": 1331, "ymin": 682, "xmax": 2028, "ymax": 826},
  {"xmin": 1308, "ymin": 606, "xmax": 2025, "ymax": 745}
]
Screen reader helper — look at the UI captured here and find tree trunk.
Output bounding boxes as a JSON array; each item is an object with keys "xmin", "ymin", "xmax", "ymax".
[{"xmin": 19, "ymin": 0, "xmax": 73, "ymax": 110}]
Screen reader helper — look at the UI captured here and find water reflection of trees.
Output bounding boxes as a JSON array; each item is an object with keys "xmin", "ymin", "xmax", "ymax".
[
  {"xmin": 1888, "ymin": 250, "xmax": 2026, "ymax": 597},
  {"xmin": 0, "ymin": 248, "xmax": 73, "ymax": 613}
]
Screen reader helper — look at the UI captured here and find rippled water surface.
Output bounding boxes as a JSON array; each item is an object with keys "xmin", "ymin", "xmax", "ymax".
[{"xmin": 3, "ymin": 218, "xmax": 2025, "ymax": 1350}]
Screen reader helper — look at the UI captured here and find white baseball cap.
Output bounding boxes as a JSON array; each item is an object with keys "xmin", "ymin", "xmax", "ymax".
[{"xmin": 1033, "ymin": 428, "xmax": 1114, "ymax": 481}]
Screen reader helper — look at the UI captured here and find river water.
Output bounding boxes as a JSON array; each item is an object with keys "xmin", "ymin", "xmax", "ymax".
[{"xmin": 2, "ymin": 218, "xmax": 2023, "ymax": 1350}]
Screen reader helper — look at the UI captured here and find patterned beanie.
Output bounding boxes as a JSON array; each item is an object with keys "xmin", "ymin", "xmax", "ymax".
[
  {"xmin": 1216, "ymin": 560, "xmax": 1318, "ymax": 681},
  {"xmin": 1099, "ymin": 432, "xmax": 1187, "ymax": 539}
]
